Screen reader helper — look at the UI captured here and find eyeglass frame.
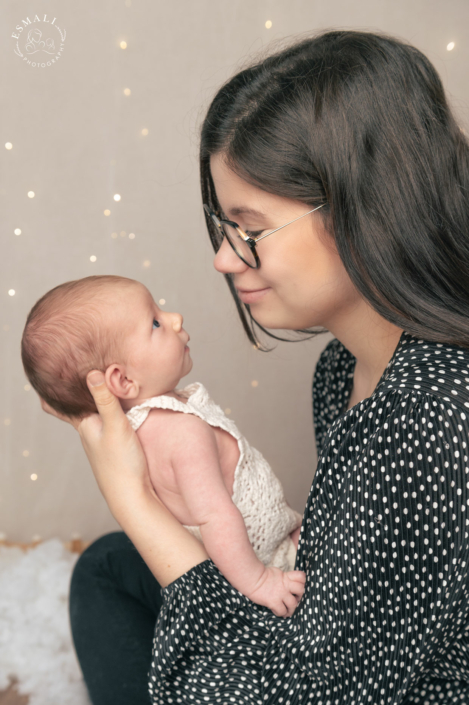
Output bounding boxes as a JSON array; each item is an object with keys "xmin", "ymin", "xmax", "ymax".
[{"xmin": 203, "ymin": 202, "xmax": 326, "ymax": 269}]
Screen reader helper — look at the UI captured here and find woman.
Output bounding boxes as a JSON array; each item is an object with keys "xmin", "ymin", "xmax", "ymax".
[{"xmin": 51, "ymin": 29, "xmax": 469, "ymax": 704}]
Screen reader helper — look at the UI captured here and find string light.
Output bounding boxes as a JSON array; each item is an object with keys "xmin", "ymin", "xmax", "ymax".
[
  {"xmin": 120, "ymin": 40, "xmax": 127, "ymax": 49},
  {"xmin": 159, "ymin": 298, "xmax": 166, "ymax": 305},
  {"xmin": 24, "ymin": 384, "xmax": 31, "ymax": 391},
  {"xmin": 129, "ymin": 232, "xmax": 135, "ymax": 239},
  {"xmin": 4, "ymin": 419, "xmax": 11, "ymax": 426},
  {"xmin": 120, "ymin": 230, "xmax": 126, "ymax": 237},
  {"xmin": 123, "ymin": 88, "xmax": 131, "ymax": 96},
  {"xmin": 141, "ymin": 128, "xmax": 149, "ymax": 136},
  {"xmin": 90, "ymin": 255, "xmax": 97, "ymax": 262},
  {"xmin": 104, "ymin": 209, "xmax": 111, "ymax": 216},
  {"xmin": 114, "ymin": 194, "xmax": 121, "ymax": 201},
  {"xmin": 31, "ymin": 474, "xmax": 38, "ymax": 482},
  {"xmin": 225, "ymin": 408, "xmax": 231, "ymax": 415},
  {"xmin": 251, "ymin": 380, "xmax": 259, "ymax": 387},
  {"xmin": 22, "ymin": 450, "xmax": 29, "ymax": 457},
  {"xmin": 8, "ymin": 289, "xmax": 15, "ymax": 296},
  {"xmin": 143, "ymin": 260, "xmax": 151, "ymax": 268},
  {"xmin": 447, "ymin": 42, "xmax": 455, "ymax": 51},
  {"xmin": 14, "ymin": 228, "xmax": 21, "ymax": 236},
  {"xmin": 5, "ymin": 142, "xmax": 13, "ymax": 150},
  {"xmin": 27, "ymin": 191, "xmax": 35, "ymax": 198},
  {"xmin": 111, "ymin": 232, "xmax": 118, "ymax": 239},
  {"xmin": 265, "ymin": 20, "xmax": 272, "ymax": 29}
]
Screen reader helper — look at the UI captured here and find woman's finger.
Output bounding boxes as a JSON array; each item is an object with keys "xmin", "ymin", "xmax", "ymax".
[{"xmin": 40, "ymin": 396, "xmax": 81, "ymax": 430}]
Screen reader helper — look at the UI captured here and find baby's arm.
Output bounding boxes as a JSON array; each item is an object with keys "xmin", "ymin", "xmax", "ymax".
[{"xmin": 167, "ymin": 413, "xmax": 305, "ymax": 617}]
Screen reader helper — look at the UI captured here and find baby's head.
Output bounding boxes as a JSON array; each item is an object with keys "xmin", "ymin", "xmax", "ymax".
[{"xmin": 21, "ymin": 275, "xmax": 192, "ymax": 419}]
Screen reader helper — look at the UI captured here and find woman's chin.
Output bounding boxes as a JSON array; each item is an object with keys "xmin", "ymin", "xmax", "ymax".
[{"xmin": 249, "ymin": 306, "xmax": 301, "ymax": 331}]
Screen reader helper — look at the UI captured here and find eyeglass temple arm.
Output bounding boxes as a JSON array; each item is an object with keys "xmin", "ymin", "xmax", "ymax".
[{"xmin": 254, "ymin": 203, "xmax": 326, "ymax": 242}]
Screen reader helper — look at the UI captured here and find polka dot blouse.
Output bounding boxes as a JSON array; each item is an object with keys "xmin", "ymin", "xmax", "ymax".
[{"xmin": 148, "ymin": 331, "xmax": 469, "ymax": 704}]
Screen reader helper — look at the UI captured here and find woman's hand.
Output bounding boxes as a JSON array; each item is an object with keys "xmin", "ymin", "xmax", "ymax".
[
  {"xmin": 41, "ymin": 371, "xmax": 209, "ymax": 586},
  {"xmin": 41, "ymin": 372, "xmax": 158, "ymax": 515},
  {"xmin": 40, "ymin": 397, "xmax": 81, "ymax": 428},
  {"xmin": 81, "ymin": 371, "xmax": 162, "ymax": 510}
]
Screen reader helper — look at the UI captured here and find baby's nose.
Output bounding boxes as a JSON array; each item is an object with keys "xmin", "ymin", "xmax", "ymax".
[{"xmin": 171, "ymin": 312, "xmax": 183, "ymax": 332}]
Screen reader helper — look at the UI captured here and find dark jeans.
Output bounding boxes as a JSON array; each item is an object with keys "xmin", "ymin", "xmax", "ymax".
[{"xmin": 69, "ymin": 531, "xmax": 163, "ymax": 705}]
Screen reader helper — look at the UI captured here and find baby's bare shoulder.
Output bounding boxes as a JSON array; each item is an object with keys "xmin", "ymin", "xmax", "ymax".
[{"xmin": 136, "ymin": 408, "xmax": 213, "ymax": 451}]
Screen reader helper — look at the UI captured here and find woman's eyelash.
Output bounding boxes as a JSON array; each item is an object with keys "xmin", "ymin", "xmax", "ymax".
[
  {"xmin": 245, "ymin": 230, "xmax": 264, "ymax": 238},
  {"xmin": 152, "ymin": 319, "xmax": 160, "ymax": 329}
]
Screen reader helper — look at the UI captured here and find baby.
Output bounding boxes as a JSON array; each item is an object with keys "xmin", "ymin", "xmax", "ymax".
[{"xmin": 21, "ymin": 275, "xmax": 305, "ymax": 616}]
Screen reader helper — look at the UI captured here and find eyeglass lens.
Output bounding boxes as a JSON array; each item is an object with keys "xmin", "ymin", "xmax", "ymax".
[{"xmin": 220, "ymin": 222, "xmax": 257, "ymax": 267}]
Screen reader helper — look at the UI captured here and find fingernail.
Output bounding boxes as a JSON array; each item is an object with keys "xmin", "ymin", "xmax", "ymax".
[{"xmin": 87, "ymin": 371, "xmax": 105, "ymax": 387}]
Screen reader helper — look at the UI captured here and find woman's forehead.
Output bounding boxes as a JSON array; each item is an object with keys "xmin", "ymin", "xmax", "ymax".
[{"xmin": 209, "ymin": 153, "xmax": 293, "ymax": 219}]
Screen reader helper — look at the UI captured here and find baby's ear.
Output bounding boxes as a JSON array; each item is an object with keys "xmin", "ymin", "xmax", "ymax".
[{"xmin": 104, "ymin": 364, "xmax": 139, "ymax": 400}]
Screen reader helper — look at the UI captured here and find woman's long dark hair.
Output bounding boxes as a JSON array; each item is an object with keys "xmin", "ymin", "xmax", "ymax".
[{"xmin": 200, "ymin": 30, "xmax": 469, "ymax": 350}]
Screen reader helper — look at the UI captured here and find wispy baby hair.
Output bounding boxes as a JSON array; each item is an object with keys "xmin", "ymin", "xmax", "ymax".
[{"xmin": 21, "ymin": 275, "xmax": 137, "ymax": 419}]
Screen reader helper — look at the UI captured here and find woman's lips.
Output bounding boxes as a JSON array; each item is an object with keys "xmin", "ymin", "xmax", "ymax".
[{"xmin": 236, "ymin": 287, "xmax": 270, "ymax": 304}]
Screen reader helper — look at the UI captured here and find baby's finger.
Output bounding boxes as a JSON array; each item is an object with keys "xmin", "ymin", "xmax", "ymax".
[
  {"xmin": 286, "ymin": 574, "xmax": 306, "ymax": 596},
  {"xmin": 289, "ymin": 583, "xmax": 305, "ymax": 603},
  {"xmin": 287, "ymin": 570, "xmax": 306, "ymax": 584},
  {"xmin": 282, "ymin": 593, "xmax": 299, "ymax": 617},
  {"xmin": 272, "ymin": 601, "xmax": 289, "ymax": 618}
]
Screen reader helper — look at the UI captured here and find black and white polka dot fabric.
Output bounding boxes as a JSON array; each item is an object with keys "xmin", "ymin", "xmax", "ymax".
[{"xmin": 148, "ymin": 331, "xmax": 469, "ymax": 704}]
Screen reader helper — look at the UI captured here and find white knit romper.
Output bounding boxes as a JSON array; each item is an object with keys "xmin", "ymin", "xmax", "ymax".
[{"xmin": 126, "ymin": 382, "xmax": 302, "ymax": 571}]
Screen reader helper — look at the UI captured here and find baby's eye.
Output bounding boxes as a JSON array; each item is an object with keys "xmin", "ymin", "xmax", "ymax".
[{"xmin": 152, "ymin": 319, "xmax": 160, "ymax": 329}]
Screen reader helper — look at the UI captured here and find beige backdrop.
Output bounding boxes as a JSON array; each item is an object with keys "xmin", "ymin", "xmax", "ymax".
[{"xmin": 1, "ymin": 0, "xmax": 468, "ymax": 543}]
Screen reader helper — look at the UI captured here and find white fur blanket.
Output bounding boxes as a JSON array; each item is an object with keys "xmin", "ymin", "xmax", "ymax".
[{"xmin": 0, "ymin": 539, "xmax": 91, "ymax": 705}]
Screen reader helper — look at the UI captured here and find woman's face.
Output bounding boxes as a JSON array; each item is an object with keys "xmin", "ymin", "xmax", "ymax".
[{"xmin": 210, "ymin": 153, "xmax": 362, "ymax": 332}]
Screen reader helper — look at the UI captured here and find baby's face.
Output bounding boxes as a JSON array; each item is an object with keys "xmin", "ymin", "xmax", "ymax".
[{"xmin": 112, "ymin": 283, "xmax": 192, "ymax": 399}]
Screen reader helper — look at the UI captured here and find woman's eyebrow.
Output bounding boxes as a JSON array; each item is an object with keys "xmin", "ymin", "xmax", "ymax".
[{"xmin": 227, "ymin": 206, "xmax": 267, "ymax": 219}]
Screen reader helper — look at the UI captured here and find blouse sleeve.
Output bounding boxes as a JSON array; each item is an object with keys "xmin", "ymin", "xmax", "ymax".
[
  {"xmin": 147, "ymin": 557, "xmax": 273, "ymax": 703},
  {"xmin": 284, "ymin": 389, "xmax": 469, "ymax": 703}
]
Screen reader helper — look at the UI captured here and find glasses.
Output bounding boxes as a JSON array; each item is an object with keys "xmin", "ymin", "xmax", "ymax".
[{"xmin": 203, "ymin": 203, "xmax": 326, "ymax": 269}]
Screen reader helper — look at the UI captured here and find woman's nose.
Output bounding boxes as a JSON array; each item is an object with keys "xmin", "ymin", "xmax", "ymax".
[
  {"xmin": 213, "ymin": 236, "xmax": 249, "ymax": 275},
  {"xmin": 171, "ymin": 312, "xmax": 183, "ymax": 332}
]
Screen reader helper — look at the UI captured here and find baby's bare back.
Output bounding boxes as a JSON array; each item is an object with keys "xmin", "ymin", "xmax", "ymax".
[
  {"xmin": 135, "ymin": 407, "xmax": 240, "ymax": 526},
  {"xmin": 134, "ymin": 402, "xmax": 305, "ymax": 616}
]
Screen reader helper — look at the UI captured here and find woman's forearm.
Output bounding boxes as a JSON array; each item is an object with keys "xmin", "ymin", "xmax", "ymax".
[{"xmin": 111, "ymin": 486, "xmax": 209, "ymax": 587}]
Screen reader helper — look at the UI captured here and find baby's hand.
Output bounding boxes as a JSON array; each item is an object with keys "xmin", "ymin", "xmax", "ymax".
[{"xmin": 247, "ymin": 567, "xmax": 306, "ymax": 617}]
